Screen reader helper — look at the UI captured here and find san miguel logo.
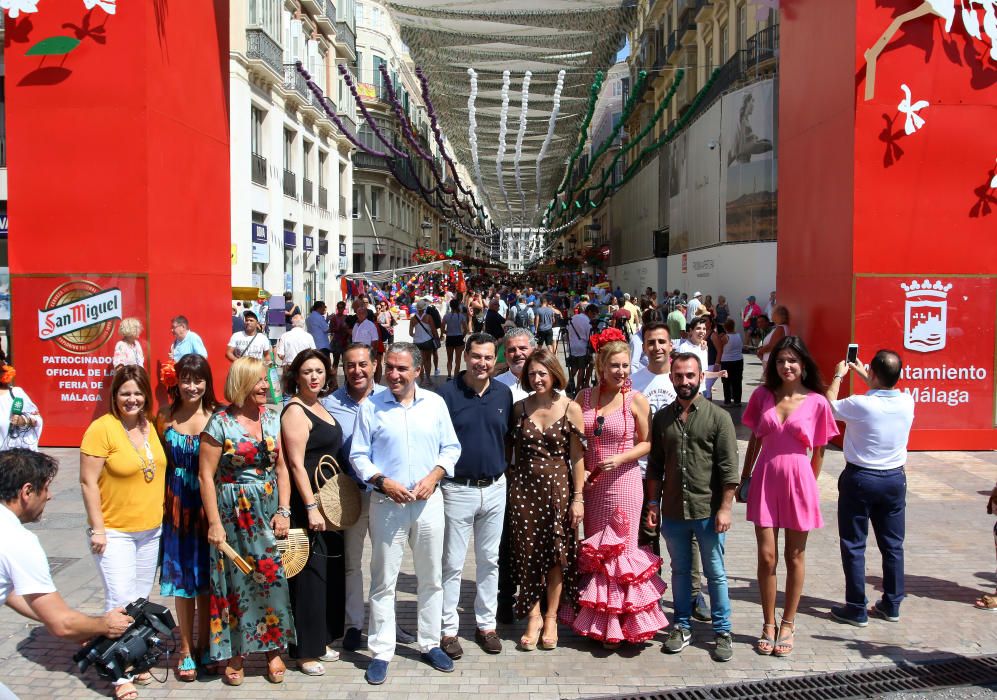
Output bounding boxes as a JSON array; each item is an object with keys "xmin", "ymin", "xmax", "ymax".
[
  {"xmin": 37, "ymin": 280, "xmax": 122, "ymax": 354},
  {"xmin": 901, "ymin": 279, "xmax": 951, "ymax": 354}
]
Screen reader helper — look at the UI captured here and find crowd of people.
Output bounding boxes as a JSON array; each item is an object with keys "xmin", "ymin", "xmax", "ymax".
[{"xmin": 1, "ymin": 278, "xmax": 995, "ymax": 700}]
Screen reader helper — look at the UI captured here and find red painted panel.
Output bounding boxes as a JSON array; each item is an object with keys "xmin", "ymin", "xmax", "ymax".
[{"xmin": 6, "ymin": 0, "xmax": 231, "ymax": 445}]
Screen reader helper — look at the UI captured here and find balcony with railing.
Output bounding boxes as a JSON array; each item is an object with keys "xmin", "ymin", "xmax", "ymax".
[
  {"xmin": 319, "ymin": 186, "xmax": 328, "ymax": 210},
  {"xmin": 335, "ymin": 21, "xmax": 356, "ymax": 58},
  {"xmin": 694, "ymin": 0, "xmax": 713, "ymax": 21},
  {"xmin": 246, "ymin": 29, "xmax": 282, "ymax": 79},
  {"xmin": 353, "ymin": 152, "xmax": 392, "ymax": 173},
  {"xmin": 283, "ymin": 169, "xmax": 297, "ymax": 198},
  {"xmin": 303, "ymin": 178, "xmax": 314, "ymax": 204},
  {"xmin": 316, "ymin": 0, "xmax": 336, "ymax": 32},
  {"xmin": 251, "ymin": 153, "xmax": 267, "ymax": 186},
  {"xmin": 679, "ymin": 8, "xmax": 698, "ymax": 44},
  {"xmin": 283, "ymin": 64, "xmax": 309, "ymax": 102},
  {"xmin": 747, "ymin": 22, "xmax": 779, "ymax": 65}
]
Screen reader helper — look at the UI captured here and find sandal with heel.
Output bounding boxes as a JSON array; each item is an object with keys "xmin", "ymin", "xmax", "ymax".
[
  {"xmin": 176, "ymin": 653, "xmax": 197, "ymax": 682},
  {"xmin": 756, "ymin": 622, "xmax": 776, "ymax": 655},
  {"xmin": 222, "ymin": 657, "xmax": 244, "ymax": 687},
  {"xmin": 773, "ymin": 618, "xmax": 795, "ymax": 657},
  {"xmin": 540, "ymin": 614, "xmax": 559, "ymax": 650},
  {"xmin": 266, "ymin": 651, "xmax": 286, "ymax": 684},
  {"xmin": 519, "ymin": 614, "xmax": 543, "ymax": 651},
  {"xmin": 113, "ymin": 682, "xmax": 138, "ymax": 700}
]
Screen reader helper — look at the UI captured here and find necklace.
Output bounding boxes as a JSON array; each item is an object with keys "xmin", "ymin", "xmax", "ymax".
[{"xmin": 121, "ymin": 418, "xmax": 156, "ymax": 482}]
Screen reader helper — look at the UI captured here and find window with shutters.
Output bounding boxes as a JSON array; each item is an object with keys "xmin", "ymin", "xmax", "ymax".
[{"xmin": 248, "ymin": 0, "xmax": 281, "ymax": 42}]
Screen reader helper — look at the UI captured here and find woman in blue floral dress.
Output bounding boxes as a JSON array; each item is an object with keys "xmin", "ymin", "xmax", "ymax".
[
  {"xmin": 199, "ymin": 357, "xmax": 295, "ymax": 686},
  {"xmin": 157, "ymin": 355, "xmax": 218, "ymax": 681}
]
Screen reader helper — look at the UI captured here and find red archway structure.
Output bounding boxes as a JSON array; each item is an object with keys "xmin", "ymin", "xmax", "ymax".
[
  {"xmin": 779, "ymin": 1, "xmax": 997, "ymax": 449},
  {"xmin": 6, "ymin": 0, "xmax": 231, "ymax": 445}
]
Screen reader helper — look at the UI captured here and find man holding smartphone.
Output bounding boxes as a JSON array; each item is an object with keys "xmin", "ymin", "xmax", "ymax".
[{"xmin": 825, "ymin": 349, "xmax": 914, "ymax": 627}]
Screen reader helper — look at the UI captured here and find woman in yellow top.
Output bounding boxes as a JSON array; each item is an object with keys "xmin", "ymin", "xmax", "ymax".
[{"xmin": 80, "ymin": 365, "xmax": 166, "ymax": 700}]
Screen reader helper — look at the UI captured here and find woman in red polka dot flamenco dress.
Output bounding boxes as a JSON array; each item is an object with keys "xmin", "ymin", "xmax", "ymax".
[{"xmin": 561, "ymin": 329, "xmax": 668, "ymax": 649}]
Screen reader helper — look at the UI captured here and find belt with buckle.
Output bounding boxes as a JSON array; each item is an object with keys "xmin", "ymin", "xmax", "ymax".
[{"xmin": 447, "ymin": 475, "xmax": 502, "ymax": 488}]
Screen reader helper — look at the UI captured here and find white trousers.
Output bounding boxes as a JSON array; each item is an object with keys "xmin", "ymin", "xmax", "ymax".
[
  {"xmin": 368, "ymin": 489, "xmax": 444, "ymax": 660},
  {"xmin": 92, "ymin": 527, "xmax": 161, "ymax": 612},
  {"xmin": 441, "ymin": 478, "xmax": 506, "ymax": 636},
  {"xmin": 344, "ymin": 490, "xmax": 371, "ymax": 630}
]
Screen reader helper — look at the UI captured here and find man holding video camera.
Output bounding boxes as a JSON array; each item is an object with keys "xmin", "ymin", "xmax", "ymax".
[{"xmin": 1, "ymin": 449, "xmax": 132, "ymax": 699}]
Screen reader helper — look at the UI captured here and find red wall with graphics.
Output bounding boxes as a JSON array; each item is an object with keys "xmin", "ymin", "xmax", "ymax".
[
  {"xmin": 6, "ymin": 0, "xmax": 231, "ymax": 445},
  {"xmin": 779, "ymin": 1, "xmax": 997, "ymax": 449}
]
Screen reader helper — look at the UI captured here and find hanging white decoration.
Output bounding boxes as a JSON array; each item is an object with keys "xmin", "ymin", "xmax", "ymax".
[
  {"xmin": 495, "ymin": 70, "xmax": 512, "ymax": 213},
  {"xmin": 466, "ymin": 69, "xmax": 488, "ymax": 204},
  {"xmin": 513, "ymin": 71, "xmax": 532, "ymax": 215},
  {"xmin": 535, "ymin": 70, "xmax": 566, "ymax": 211},
  {"xmin": 898, "ymin": 84, "xmax": 929, "ymax": 135}
]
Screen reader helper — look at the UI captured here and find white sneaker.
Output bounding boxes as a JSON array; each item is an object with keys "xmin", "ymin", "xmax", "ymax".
[{"xmin": 319, "ymin": 647, "xmax": 340, "ymax": 662}]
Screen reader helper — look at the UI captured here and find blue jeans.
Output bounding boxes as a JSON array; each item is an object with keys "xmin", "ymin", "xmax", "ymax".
[
  {"xmin": 660, "ymin": 515, "xmax": 732, "ymax": 633},
  {"xmin": 838, "ymin": 465, "xmax": 906, "ymax": 615}
]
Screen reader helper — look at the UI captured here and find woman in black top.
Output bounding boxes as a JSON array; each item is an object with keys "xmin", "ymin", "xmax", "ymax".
[{"xmin": 280, "ymin": 349, "xmax": 345, "ymax": 675}]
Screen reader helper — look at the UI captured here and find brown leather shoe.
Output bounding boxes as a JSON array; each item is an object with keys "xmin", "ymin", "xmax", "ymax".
[
  {"xmin": 441, "ymin": 635, "xmax": 463, "ymax": 659},
  {"xmin": 475, "ymin": 628, "xmax": 503, "ymax": 654}
]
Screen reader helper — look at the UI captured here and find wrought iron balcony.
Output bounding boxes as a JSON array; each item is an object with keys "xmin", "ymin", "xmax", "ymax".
[
  {"xmin": 747, "ymin": 23, "xmax": 779, "ymax": 65},
  {"xmin": 694, "ymin": 0, "xmax": 713, "ymax": 21},
  {"xmin": 246, "ymin": 29, "xmax": 282, "ymax": 79},
  {"xmin": 353, "ymin": 151, "xmax": 391, "ymax": 173},
  {"xmin": 284, "ymin": 64, "xmax": 309, "ymax": 101},
  {"xmin": 319, "ymin": 186, "xmax": 328, "ymax": 210},
  {"xmin": 251, "ymin": 153, "xmax": 267, "ymax": 186},
  {"xmin": 315, "ymin": 0, "xmax": 336, "ymax": 32},
  {"xmin": 283, "ymin": 169, "xmax": 297, "ymax": 198},
  {"xmin": 335, "ymin": 21, "xmax": 356, "ymax": 58},
  {"xmin": 303, "ymin": 177, "xmax": 314, "ymax": 204}
]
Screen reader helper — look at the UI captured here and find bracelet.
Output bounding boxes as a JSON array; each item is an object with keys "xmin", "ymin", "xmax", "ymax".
[
  {"xmin": 646, "ymin": 500, "xmax": 659, "ymax": 506},
  {"xmin": 305, "ymin": 502, "xmax": 319, "ymax": 511},
  {"xmin": 275, "ymin": 506, "xmax": 291, "ymax": 518},
  {"xmin": 572, "ymin": 495, "xmax": 584, "ymax": 503},
  {"xmin": 834, "ymin": 374, "xmax": 845, "ymax": 380}
]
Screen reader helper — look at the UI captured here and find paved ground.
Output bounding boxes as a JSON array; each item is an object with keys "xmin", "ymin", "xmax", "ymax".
[{"xmin": 1, "ymin": 352, "xmax": 996, "ymax": 699}]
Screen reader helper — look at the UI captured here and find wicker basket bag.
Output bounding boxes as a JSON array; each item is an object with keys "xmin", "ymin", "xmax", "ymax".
[{"xmin": 313, "ymin": 454, "xmax": 361, "ymax": 531}]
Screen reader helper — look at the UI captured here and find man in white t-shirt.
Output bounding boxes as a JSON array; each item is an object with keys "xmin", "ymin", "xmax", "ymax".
[
  {"xmin": 826, "ymin": 350, "xmax": 915, "ymax": 627},
  {"xmin": 686, "ymin": 291, "xmax": 703, "ymax": 322},
  {"xmin": 226, "ymin": 311, "xmax": 273, "ymax": 363},
  {"xmin": 0, "ymin": 450, "xmax": 133, "ymax": 699},
  {"xmin": 566, "ymin": 304, "xmax": 597, "ymax": 392},
  {"xmin": 351, "ymin": 300, "xmax": 381, "ymax": 347},
  {"xmin": 275, "ymin": 314, "xmax": 316, "ymax": 367},
  {"xmin": 493, "ymin": 328, "xmax": 534, "ymax": 403},
  {"xmin": 629, "ymin": 322, "xmax": 710, "ymax": 623}
]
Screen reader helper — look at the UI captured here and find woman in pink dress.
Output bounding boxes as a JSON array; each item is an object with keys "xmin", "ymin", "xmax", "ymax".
[
  {"xmin": 562, "ymin": 329, "xmax": 668, "ymax": 650},
  {"xmin": 739, "ymin": 335, "xmax": 838, "ymax": 658}
]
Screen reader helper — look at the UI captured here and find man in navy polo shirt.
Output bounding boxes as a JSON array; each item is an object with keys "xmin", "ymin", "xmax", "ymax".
[{"xmin": 437, "ymin": 332, "xmax": 513, "ymax": 658}]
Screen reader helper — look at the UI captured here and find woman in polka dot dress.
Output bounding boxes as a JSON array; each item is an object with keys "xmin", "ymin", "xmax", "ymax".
[
  {"xmin": 561, "ymin": 333, "xmax": 669, "ymax": 649},
  {"xmin": 508, "ymin": 349, "xmax": 587, "ymax": 651}
]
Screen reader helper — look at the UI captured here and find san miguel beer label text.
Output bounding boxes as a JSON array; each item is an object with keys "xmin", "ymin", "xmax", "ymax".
[{"xmin": 37, "ymin": 281, "xmax": 122, "ymax": 354}]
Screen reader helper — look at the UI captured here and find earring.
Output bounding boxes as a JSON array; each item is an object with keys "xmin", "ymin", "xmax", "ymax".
[{"xmin": 623, "ymin": 377, "xmax": 632, "ymax": 392}]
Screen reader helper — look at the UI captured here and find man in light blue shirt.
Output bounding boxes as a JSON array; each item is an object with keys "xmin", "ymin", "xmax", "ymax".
[
  {"xmin": 169, "ymin": 315, "xmax": 207, "ymax": 360},
  {"xmin": 350, "ymin": 342, "xmax": 461, "ymax": 685},
  {"xmin": 306, "ymin": 301, "xmax": 332, "ymax": 356}
]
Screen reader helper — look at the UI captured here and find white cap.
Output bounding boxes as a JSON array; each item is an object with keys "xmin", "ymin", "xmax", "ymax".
[{"xmin": 693, "ymin": 291, "xmax": 702, "ymax": 298}]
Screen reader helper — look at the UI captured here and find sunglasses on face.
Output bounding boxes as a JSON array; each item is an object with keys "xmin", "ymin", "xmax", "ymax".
[{"xmin": 594, "ymin": 415, "xmax": 605, "ymax": 437}]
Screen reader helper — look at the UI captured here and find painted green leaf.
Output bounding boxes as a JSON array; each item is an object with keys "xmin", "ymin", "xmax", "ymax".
[{"xmin": 26, "ymin": 36, "xmax": 82, "ymax": 56}]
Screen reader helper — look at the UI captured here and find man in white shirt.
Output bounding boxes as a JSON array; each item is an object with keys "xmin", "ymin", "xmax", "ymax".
[
  {"xmin": 566, "ymin": 304, "xmax": 597, "ymax": 392},
  {"xmin": 764, "ymin": 291, "xmax": 777, "ymax": 320},
  {"xmin": 1, "ymin": 450, "xmax": 133, "ymax": 699},
  {"xmin": 674, "ymin": 317, "xmax": 726, "ymax": 400},
  {"xmin": 351, "ymin": 300, "xmax": 381, "ymax": 347},
  {"xmin": 350, "ymin": 342, "xmax": 461, "ymax": 685},
  {"xmin": 275, "ymin": 314, "xmax": 316, "ymax": 367},
  {"xmin": 630, "ymin": 323, "xmax": 710, "ymax": 623},
  {"xmin": 622, "ymin": 293, "xmax": 641, "ymax": 335},
  {"xmin": 826, "ymin": 350, "xmax": 914, "ymax": 627},
  {"xmin": 686, "ymin": 291, "xmax": 703, "ymax": 322},
  {"xmin": 226, "ymin": 311, "xmax": 273, "ymax": 362},
  {"xmin": 493, "ymin": 328, "xmax": 535, "ymax": 402}
]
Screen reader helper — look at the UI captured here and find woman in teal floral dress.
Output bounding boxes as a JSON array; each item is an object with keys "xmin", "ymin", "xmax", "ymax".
[{"xmin": 199, "ymin": 357, "xmax": 295, "ymax": 686}]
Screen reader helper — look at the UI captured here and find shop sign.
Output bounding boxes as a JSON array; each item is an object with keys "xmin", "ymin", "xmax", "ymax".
[
  {"xmin": 252, "ymin": 223, "xmax": 267, "ymax": 244},
  {"xmin": 854, "ymin": 275, "xmax": 996, "ymax": 430},
  {"xmin": 303, "ymin": 235, "xmax": 314, "ymax": 252},
  {"xmin": 252, "ymin": 243, "xmax": 269, "ymax": 264},
  {"xmin": 284, "ymin": 230, "xmax": 296, "ymax": 248}
]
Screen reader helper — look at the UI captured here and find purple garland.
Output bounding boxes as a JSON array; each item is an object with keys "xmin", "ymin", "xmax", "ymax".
[
  {"xmin": 416, "ymin": 67, "xmax": 487, "ymax": 217},
  {"xmin": 296, "ymin": 62, "xmax": 385, "ymax": 157}
]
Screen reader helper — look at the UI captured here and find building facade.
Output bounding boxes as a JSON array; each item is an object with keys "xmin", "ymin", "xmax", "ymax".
[
  {"xmin": 230, "ymin": 0, "xmax": 358, "ymax": 313},
  {"xmin": 556, "ymin": 0, "xmax": 779, "ymax": 305},
  {"xmin": 351, "ymin": 0, "xmax": 482, "ymax": 274}
]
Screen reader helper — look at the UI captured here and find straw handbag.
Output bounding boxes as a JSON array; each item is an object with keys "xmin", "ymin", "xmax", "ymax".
[
  {"xmin": 313, "ymin": 454, "xmax": 361, "ymax": 531},
  {"xmin": 276, "ymin": 529, "xmax": 310, "ymax": 578}
]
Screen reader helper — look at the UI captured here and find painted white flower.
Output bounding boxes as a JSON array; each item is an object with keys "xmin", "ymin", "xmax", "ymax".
[
  {"xmin": 991, "ymin": 159, "xmax": 997, "ymax": 189},
  {"xmin": 83, "ymin": 0, "xmax": 115, "ymax": 14},
  {"xmin": 1, "ymin": 0, "xmax": 40, "ymax": 19},
  {"xmin": 898, "ymin": 84, "xmax": 929, "ymax": 136}
]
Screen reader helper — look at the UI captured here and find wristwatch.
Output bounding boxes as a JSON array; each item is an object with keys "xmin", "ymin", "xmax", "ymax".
[
  {"xmin": 86, "ymin": 527, "xmax": 104, "ymax": 537},
  {"xmin": 370, "ymin": 474, "xmax": 387, "ymax": 492}
]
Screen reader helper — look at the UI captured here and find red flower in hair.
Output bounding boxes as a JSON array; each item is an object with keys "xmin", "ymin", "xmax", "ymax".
[
  {"xmin": 159, "ymin": 360, "xmax": 177, "ymax": 388},
  {"xmin": 590, "ymin": 327, "xmax": 627, "ymax": 353},
  {"xmin": 0, "ymin": 365, "xmax": 15, "ymax": 385}
]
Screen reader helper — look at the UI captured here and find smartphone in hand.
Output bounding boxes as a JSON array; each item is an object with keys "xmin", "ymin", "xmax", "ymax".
[{"xmin": 847, "ymin": 344, "xmax": 858, "ymax": 364}]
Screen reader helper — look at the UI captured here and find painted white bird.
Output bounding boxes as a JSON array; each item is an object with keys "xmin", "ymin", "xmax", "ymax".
[{"xmin": 898, "ymin": 84, "xmax": 930, "ymax": 135}]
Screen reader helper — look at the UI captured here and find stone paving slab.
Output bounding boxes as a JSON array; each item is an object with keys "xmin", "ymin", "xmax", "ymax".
[{"xmin": 1, "ymin": 355, "xmax": 996, "ymax": 699}]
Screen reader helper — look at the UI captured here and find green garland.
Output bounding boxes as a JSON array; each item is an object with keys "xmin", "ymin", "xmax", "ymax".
[{"xmin": 545, "ymin": 70, "xmax": 604, "ymax": 221}]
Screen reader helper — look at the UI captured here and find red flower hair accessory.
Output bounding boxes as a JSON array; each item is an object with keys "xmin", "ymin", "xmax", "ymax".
[
  {"xmin": 0, "ymin": 365, "xmax": 15, "ymax": 385},
  {"xmin": 590, "ymin": 327, "xmax": 627, "ymax": 353},
  {"xmin": 159, "ymin": 360, "xmax": 178, "ymax": 388}
]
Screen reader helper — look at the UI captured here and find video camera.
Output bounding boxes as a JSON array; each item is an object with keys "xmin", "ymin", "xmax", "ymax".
[{"xmin": 73, "ymin": 599, "xmax": 175, "ymax": 681}]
